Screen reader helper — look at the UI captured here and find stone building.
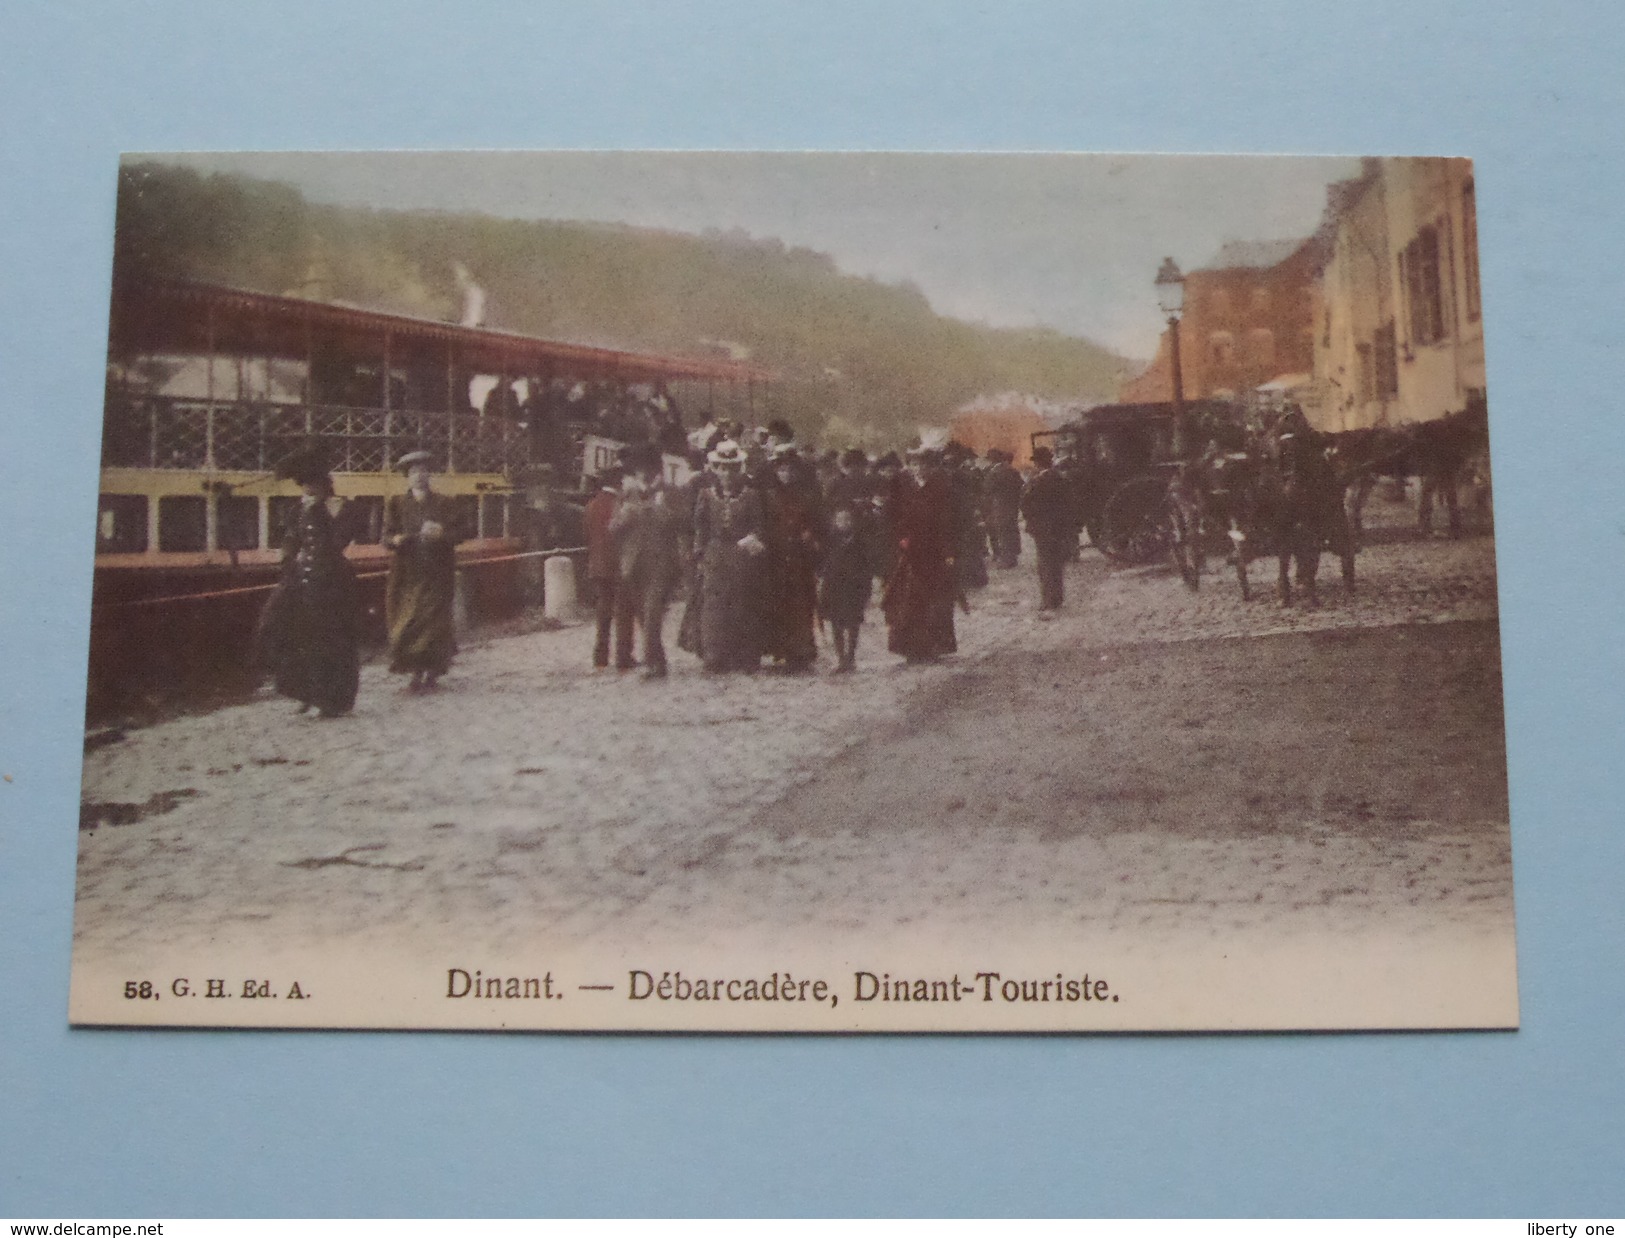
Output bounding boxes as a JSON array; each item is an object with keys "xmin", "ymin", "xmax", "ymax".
[
  {"xmin": 1120, "ymin": 237, "xmax": 1322, "ymax": 406},
  {"xmin": 1310, "ymin": 157, "xmax": 1485, "ymax": 431}
]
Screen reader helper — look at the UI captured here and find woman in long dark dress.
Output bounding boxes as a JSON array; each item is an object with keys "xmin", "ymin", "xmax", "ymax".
[
  {"xmin": 255, "ymin": 452, "xmax": 362, "ymax": 718},
  {"xmin": 882, "ymin": 447, "xmax": 958, "ymax": 663},
  {"xmin": 691, "ymin": 440, "xmax": 769, "ymax": 673},
  {"xmin": 383, "ymin": 451, "xmax": 462, "ymax": 691},
  {"xmin": 763, "ymin": 447, "xmax": 825, "ymax": 673}
]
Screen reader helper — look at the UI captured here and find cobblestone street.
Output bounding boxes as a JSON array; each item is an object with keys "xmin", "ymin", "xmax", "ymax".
[{"xmin": 73, "ymin": 499, "xmax": 1514, "ymax": 1028}]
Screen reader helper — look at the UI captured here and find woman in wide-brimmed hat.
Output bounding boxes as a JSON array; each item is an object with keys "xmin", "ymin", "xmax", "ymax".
[
  {"xmin": 254, "ymin": 443, "xmax": 362, "ymax": 718},
  {"xmin": 689, "ymin": 440, "xmax": 769, "ymax": 673},
  {"xmin": 382, "ymin": 450, "xmax": 462, "ymax": 691}
]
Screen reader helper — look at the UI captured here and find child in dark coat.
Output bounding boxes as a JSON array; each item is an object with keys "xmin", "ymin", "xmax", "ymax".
[{"xmin": 818, "ymin": 507, "xmax": 872, "ymax": 672}]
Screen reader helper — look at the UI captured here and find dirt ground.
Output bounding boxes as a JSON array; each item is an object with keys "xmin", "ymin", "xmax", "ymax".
[
  {"xmin": 724, "ymin": 621, "xmax": 1510, "ymax": 942},
  {"xmin": 70, "ymin": 494, "xmax": 1516, "ymax": 1027}
]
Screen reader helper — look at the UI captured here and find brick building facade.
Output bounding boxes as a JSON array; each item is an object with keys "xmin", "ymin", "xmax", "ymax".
[{"xmin": 1121, "ymin": 237, "xmax": 1323, "ymax": 405}]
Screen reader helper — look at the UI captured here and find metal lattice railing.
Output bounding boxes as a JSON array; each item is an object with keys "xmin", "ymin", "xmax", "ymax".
[{"xmin": 101, "ymin": 398, "xmax": 532, "ymax": 476}]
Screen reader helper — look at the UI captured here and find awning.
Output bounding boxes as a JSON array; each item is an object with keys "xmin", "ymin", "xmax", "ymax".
[{"xmin": 110, "ymin": 278, "xmax": 775, "ymax": 385}]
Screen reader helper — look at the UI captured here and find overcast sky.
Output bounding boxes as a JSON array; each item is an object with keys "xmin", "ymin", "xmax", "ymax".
[{"xmin": 150, "ymin": 151, "xmax": 1361, "ymax": 359}]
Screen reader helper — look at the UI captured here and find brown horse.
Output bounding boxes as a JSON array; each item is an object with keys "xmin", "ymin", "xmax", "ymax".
[
  {"xmin": 1235, "ymin": 413, "xmax": 1356, "ymax": 607},
  {"xmin": 1331, "ymin": 399, "xmax": 1489, "ymax": 542}
]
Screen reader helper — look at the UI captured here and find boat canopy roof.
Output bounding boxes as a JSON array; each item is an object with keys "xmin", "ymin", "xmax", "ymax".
[{"xmin": 109, "ymin": 277, "xmax": 773, "ymax": 385}]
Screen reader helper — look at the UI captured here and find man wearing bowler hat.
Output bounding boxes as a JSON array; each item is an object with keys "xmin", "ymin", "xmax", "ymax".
[
  {"xmin": 1020, "ymin": 444, "xmax": 1072, "ymax": 614},
  {"xmin": 584, "ymin": 462, "xmax": 631, "ymax": 670},
  {"xmin": 609, "ymin": 441, "xmax": 688, "ymax": 680}
]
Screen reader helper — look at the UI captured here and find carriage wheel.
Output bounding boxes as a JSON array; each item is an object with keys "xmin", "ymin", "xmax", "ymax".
[
  {"xmin": 1098, "ymin": 476, "xmax": 1172, "ymax": 566},
  {"xmin": 1166, "ymin": 497, "xmax": 1202, "ymax": 590}
]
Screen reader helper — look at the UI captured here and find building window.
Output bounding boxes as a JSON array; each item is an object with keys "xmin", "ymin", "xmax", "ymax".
[
  {"xmin": 1462, "ymin": 179, "xmax": 1482, "ymax": 322},
  {"xmin": 158, "ymin": 495, "xmax": 208, "ymax": 553},
  {"xmin": 1251, "ymin": 287, "xmax": 1270, "ymax": 311},
  {"xmin": 1442, "ymin": 215, "xmax": 1457, "ymax": 335},
  {"xmin": 1375, "ymin": 321, "xmax": 1399, "ymax": 399},
  {"xmin": 1207, "ymin": 331, "xmax": 1235, "ymax": 367},
  {"xmin": 96, "ymin": 494, "xmax": 148, "ymax": 554},
  {"xmin": 1396, "ymin": 251, "xmax": 1409, "ymax": 346},
  {"xmin": 1357, "ymin": 324, "xmax": 1399, "ymax": 405},
  {"xmin": 1247, "ymin": 328, "xmax": 1275, "ymax": 369},
  {"xmin": 1403, "ymin": 225, "xmax": 1447, "ymax": 346}
]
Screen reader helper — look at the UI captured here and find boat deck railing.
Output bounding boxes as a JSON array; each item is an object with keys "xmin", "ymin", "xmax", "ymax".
[{"xmin": 101, "ymin": 396, "xmax": 533, "ymax": 475}]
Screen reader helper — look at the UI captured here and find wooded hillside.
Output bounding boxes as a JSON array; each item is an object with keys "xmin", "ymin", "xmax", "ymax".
[{"xmin": 113, "ymin": 161, "xmax": 1130, "ymax": 445}]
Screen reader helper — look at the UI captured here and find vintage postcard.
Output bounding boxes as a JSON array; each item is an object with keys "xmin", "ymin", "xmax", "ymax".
[{"xmin": 71, "ymin": 152, "xmax": 1515, "ymax": 1031}]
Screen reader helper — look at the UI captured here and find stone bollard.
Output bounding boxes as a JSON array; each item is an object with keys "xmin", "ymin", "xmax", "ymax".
[
  {"xmin": 543, "ymin": 554, "xmax": 577, "ymax": 621},
  {"xmin": 522, "ymin": 551, "xmax": 547, "ymax": 607}
]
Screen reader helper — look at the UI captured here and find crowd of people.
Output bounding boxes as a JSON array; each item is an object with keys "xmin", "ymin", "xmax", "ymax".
[
  {"xmin": 251, "ymin": 419, "xmax": 1087, "ymax": 715},
  {"xmin": 582, "ymin": 418, "xmax": 1085, "ymax": 683}
]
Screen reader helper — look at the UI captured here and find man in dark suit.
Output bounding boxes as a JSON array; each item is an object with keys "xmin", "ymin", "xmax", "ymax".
[
  {"xmin": 1020, "ymin": 445, "xmax": 1073, "ymax": 613},
  {"xmin": 883, "ymin": 447, "xmax": 958, "ymax": 662},
  {"xmin": 584, "ymin": 465, "xmax": 628, "ymax": 670},
  {"xmin": 984, "ymin": 449, "xmax": 1024, "ymax": 569},
  {"xmin": 610, "ymin": 443, "xmax": 689, "ymax": 680}
]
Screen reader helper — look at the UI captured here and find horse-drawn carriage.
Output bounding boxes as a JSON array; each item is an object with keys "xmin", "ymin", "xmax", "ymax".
[
  {"xmin": 1035, "ymin": 399, "xmax": 1358, "ymax": 606},
  {"xmin": 1032, "ymin": 399, "xmax": 1251, "ymax": 566},
  {"xmin": 1166, "ymin": 409, "xmax": 1357, "ymax": 606}
]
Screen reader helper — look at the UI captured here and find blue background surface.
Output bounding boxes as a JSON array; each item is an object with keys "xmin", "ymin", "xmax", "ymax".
[{"xmin": 2, "ymin": 0, "xmax": 1621, "ymax": 1217}]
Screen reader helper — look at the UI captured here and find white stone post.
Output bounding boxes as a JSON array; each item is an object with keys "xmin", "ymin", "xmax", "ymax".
[{"xmin": 543, "ymin": 554, "xmax": 577, "ymax": 621}]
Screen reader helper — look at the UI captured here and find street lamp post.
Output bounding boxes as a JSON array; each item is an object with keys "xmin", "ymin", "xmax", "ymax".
[{"xmin": 1155, "ymin": 257, "xmax": 1187, "ymax": 457}]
